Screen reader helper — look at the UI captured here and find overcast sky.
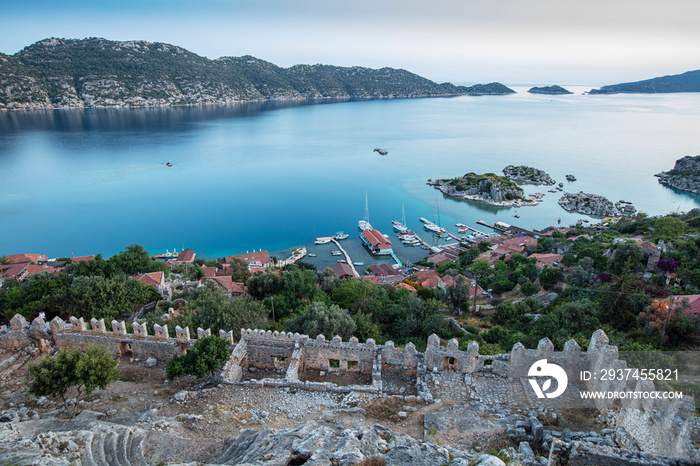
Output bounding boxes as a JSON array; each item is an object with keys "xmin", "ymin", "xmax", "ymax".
[{"xmin": 3, "ymin": 0, "xmax": 698, "ymax": 85}]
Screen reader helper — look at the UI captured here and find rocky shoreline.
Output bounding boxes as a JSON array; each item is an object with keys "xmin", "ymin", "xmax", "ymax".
[
  {"xmin": 429, "ymin": 176, "xmax": 543, "ymax": 207},
  {"xmin": 558, "ymin": 192, "xmax": 623, "ymax": 217},
  {"xmin": 655, "ymin": 155, "xmax": 700, "ymax": 195},
  {"xmin": 503, "ymin": 165, "xmax": 556, "ymax": 185}
]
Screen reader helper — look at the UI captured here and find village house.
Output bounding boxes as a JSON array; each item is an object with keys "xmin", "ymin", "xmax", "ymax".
[
  {"xmin": 360, "ymin": 229, "xmax": 392, "ymax": 255},
  {"xmin": 0, "ymin": 262, "xmax": 56, "ymax": 285},
  {"xmin": 201, "ymin": 276, "xmax": 247, "ymax": 296},
  {"xmin": 132, "ymin": 271, "xmax": 168, "ymax": 298},
  {"xmin": 222, "ymin": 250, "xmax": 271, "ymax": 274},
  {"xmin": 528, "ymin": 253, "xmax": 564, "ymax": 269},
  {"xmin": 5, "ymin": 253, "xmax": 48, "ymax": 264},
  {"xmin": 427, "ymin": 244, "xmax": 468, "ymax": 266},
  {"xmin": 70, "ymin": 255, "xmax": 96, "ymax": 263},
  {"xmin": 172, "ymin": 248, "xmax": 196, "ymax": 264},
  {"xmin": 330, "ymin": 263, "xmax": 355, "ymax": 279}
]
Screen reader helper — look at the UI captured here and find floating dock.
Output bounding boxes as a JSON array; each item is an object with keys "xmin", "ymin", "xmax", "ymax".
[{"xmin": 477, "ymin": 220, "xmax": 509, "ymax": 232}]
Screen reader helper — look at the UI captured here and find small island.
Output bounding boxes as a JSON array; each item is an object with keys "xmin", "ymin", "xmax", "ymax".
[
  {"xmin": 428, "ymin": 172, "xmax": 543, "ymax": 207},
  {"xmin": 503, "ymin": 165, "xmax": 556, "ymax": 185},
  {"xmin": 558, "ymin": 192, "xmax": 622, "ymax": 217},
  {"xmin": 528, "ymin": 85, "xmax": 573, "ymax": 95},
  {"xmin": 655, "ymin": 155, "xmax": 700, "ymax": 194}
]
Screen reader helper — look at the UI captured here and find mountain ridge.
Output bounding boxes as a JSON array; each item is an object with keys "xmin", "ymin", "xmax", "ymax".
[{"xmin": 0, "ymin": 37, "xmax": 515, "ymax": 110}]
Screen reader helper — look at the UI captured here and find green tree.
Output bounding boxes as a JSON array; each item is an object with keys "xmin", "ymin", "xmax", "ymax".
[
  {"xmin": 539, "ymin": 267, "xmax": 563, "ymax": 290},
  {"xmin": 107, "ymin": 244, "xmax": 153, "ymax": 275},
  {"xmin": 166, "ymin": 335, "xmax": 231, "ymax": 379},
  {"xmin": 284, "ymin": 302, "xmax": 356, "ymax": 340},
  {"xmin": 520, "ymin": 282, "xmax": 538, "ymax": 296},
  {"xmin": 608, "ymin": 242, "xmax": 645, "ymax": 275},
  {"xmin": 445, "ymin": 275, "xmax": 471, "ymax": 313},
  {"xmin": 653, "ymin": 216, "xmax": 687, "ymax": 241},
  {"xmin": 27, "ymin": 346, "xmax": 119, "ymax": 419},
  {"xmin": 172, "ymin": 281, "xmax": 267, "ymax": 334}
]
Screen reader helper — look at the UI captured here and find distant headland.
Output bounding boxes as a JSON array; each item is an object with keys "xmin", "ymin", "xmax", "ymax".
[
  {"xmin": 588, "ymin": 69, "xmax": 700, "ymax": 94},
  {"xmin": 0, "ymin": 38, "xmax": 516, "ymax": 110}
]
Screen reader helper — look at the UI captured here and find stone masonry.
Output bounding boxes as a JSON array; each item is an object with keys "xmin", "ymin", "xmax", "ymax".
[{"xmin": 0, "ymin": 314, "xmax": 697, "ymax": 459}]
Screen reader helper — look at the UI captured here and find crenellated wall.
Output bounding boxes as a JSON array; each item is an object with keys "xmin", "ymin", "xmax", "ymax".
[
  {"xmin": 0, "ymin": 314, "xmax": 695, "ymax": 458},
  {"xmin": 0, "ymin": 314, "xmax": 235, "ymax": 363}
]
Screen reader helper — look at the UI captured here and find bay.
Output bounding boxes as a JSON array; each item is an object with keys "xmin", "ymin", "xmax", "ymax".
[{"xmin": 1, "ymin": 87, "xmax": 700, "ymax": 265}]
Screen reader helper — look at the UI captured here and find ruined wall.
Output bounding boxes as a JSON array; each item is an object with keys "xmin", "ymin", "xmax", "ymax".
[
  {"xmin": 239, "ymin": 329, "xmax": 306, "ymax": 371},
  {"xmin": 1, "ymin": 314, "xmax": 696, "ymax": 459},
  {"xmin": 302, "ymin": 334, "xmax": 376, "ymax": 374},
  {"xmin": 381, "ymin": 341, "xmax": 419, "ymax": 375},
  {"xmin": 0, "ymin": 314, "xmax": 234, "ymax": 363}
]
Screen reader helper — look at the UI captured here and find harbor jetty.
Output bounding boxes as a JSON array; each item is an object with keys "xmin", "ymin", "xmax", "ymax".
[
  {"xmin": 278, "ymin": 246, "xmax": 307, "ymax": 267},
  {"xmin": 330, "ymin": 238, "xmax": 360, "ymax": 277}
]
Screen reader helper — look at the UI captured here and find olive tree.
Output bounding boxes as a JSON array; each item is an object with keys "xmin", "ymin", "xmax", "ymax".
[{"xmin": 27, "ymin": 346, "xmax": 119, "ymax": 419}]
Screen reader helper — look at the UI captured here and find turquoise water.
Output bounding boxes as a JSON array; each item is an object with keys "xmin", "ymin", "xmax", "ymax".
[{"xmin": 1, "ymin": 87, "xmax": 700, "ymax": 262}]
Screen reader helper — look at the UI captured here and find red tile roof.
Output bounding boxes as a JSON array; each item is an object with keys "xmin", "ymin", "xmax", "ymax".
[
  {"xmin": 528, "ymin": 253, "xmax": 563, "ymax": 268},
  {"xmin": 361, "ymin": 229, "xmax": 391, "ymax": 247},
  {"xmin": 0, "ymin": 262, "xmax": 55, "ymax": 280},
  {"xmin": 6, "ymin": 253, "xmax": 47, "ymax": 264},
  {"xmin": 71, "ymin": 255, "xmax": 96, "ymax": 263},
  {"xmin": 133, "ymin": 271, "xmax": 164, "ymax": 288},
  {"xmin": 176, "ymin": 249, "xmax": 196, "ymax": 263},
  {"xmin": 368, "ymin": 263, "xmax": 403, "ymax": 277},
  {"xmin": 203, "ymin": 276, "xmax": 247, "ymax": 295},
  {"xmin": 677, "ymin": 295, "xmax": 700, "ymax": 316},
  {"xmin": 330, "ymin": 263, "xmax": 355, "ymax": 278},
  {"xmin": 224, "ymin": 251, "xmax": 271, "ymax": 270}
]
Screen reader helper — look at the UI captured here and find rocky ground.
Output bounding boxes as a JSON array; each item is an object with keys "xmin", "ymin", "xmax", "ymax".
[
  {"xmin": 557, "ymin": 191, "xmax": 622, "ymax": 217},
  {"xmin": 0, "ymin": 348, "xmax": 522, "ymax": 465},
  {"xmin": 3, "ymin": 347, "xmax": 698, "ymax": 465},
  {"xmin": 502, "ymin": 166, "xmax": 556, "ymax": 186}
]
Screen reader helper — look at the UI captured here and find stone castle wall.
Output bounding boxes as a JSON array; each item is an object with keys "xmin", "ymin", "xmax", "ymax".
[{"xmin": 0, "ymin": 314, "xmax": 696, "ymax": 458}]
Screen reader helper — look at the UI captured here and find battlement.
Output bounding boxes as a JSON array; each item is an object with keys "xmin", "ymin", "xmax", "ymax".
[{"xmin": 0, "ymin": 314, "xmax": 695, "ymax": 458}]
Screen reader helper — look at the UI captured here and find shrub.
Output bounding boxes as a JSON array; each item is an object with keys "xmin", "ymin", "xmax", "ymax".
[{"xmin": 166, "ymin": 335, "xmax": 230, "ymax": 379}]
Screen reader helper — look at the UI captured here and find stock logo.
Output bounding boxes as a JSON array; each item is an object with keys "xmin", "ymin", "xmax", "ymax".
[{"xmin": 528, "ymin": 359, "xmax": 568, "ymax": 399}]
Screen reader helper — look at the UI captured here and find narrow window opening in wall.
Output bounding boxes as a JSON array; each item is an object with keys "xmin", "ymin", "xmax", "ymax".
[
  {"xmin": 347, "ymin": 360, "xmax": 358, "ymax": 370},
  {"xmin": 329, "ymin": 359, "xmax": 340, "ymax": 369},
  {"xmin": 441, "ymin": 356, "xmax": 458, "ymax": 371},
  {"xmin": 273, "ymin": 356, "xmax": 287, "ymax": 369},
  {"xmin": 484, "ymin": 359, "xmax": 493, "ymax": 366},
  {"xmin": 118, "ymin": 341, "xmax": 132, "ymax": 358}
]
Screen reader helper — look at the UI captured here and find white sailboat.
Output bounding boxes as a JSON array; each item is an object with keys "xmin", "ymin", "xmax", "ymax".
[
  {"xmin": 392, "ymin": 202, "xmax": 409, "ymax": 234},
  {"xmin": 358, "ymin": 191, "xmax": 373, "ymax": 231}
]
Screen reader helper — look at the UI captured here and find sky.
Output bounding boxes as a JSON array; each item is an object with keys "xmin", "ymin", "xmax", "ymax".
[{"xmin": 2, "ymin": 0, "xmax": 698, "ymax": 85}]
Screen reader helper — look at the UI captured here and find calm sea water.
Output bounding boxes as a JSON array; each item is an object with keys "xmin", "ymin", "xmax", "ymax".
[{"xmin": 1, "ymin": 87, "xmax": 700, "ymax": 266}]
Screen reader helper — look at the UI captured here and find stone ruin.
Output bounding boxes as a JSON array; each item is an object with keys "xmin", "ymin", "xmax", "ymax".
[{"xmin": 1, "ymin": 313, "xmax": 698, "ymax": 461}]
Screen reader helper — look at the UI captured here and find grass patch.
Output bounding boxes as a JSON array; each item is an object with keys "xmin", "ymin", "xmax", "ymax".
[{"xmin": 366, "ymin": 397, "xmax": 404, "ymax": 423}]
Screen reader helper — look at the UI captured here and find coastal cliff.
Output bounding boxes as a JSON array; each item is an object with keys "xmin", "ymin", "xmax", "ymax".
[
  {"xmin": 429, "ymin": 172, "xmax": 542, "ymax": 207},
  {"xmin": 655, "ymin": 155, "xmax": 700, "ymax": 194},
  {"xmin": 0, "ymin": 38, "xmax": 514, "ymax": 110}
]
